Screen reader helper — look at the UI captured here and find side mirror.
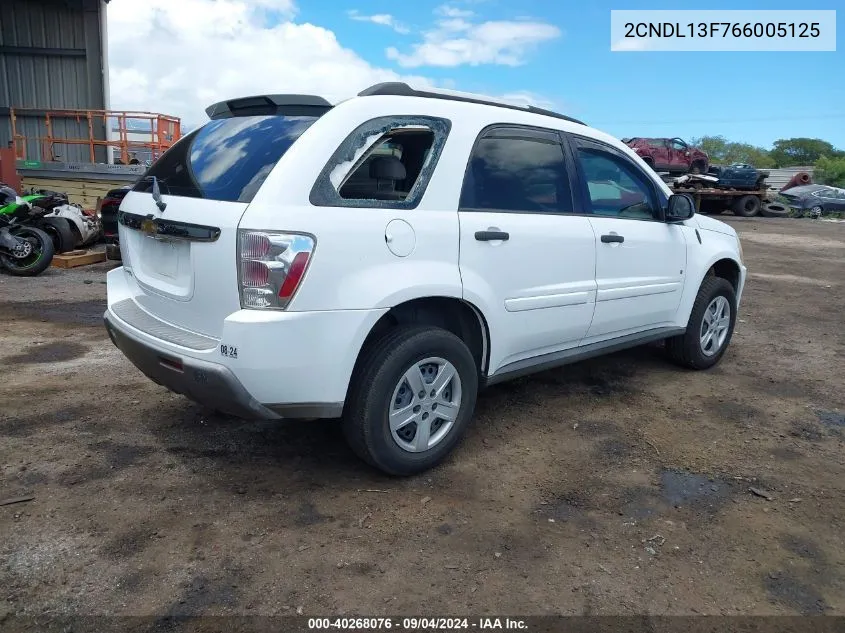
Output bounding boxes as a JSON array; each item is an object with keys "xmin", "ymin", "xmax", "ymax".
[{"xmin": 666, "ymin": 193, "xmax": 695, "ymax": 222}]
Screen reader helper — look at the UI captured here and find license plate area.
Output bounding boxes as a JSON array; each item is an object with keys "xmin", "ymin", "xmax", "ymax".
[
  {"xmin": 131, "ymin": 234, "xmax": 193, "ymax": 300},
  {"xmin": 149, "ymin": 240, "xmax": 179, "ymax": 278}
]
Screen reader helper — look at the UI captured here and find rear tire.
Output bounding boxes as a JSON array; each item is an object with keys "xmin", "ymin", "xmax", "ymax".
[
  {"xmin": 666, "ymin": 277, "xmax": 737, "ymax": 370},
  {"xmin": 39, "ymin": 217, "xmax": 75, "ymax": 253},
  {"xmin": 342, "ymin": 325, "xmax": 479, "ymax": 476},
  {"xmin": 105, "ymin": 243, "xmax": 122, "ymax": 261},
  {"xmin": 732, "ymin": 194, "xmax": 761, "ymax": 217}
]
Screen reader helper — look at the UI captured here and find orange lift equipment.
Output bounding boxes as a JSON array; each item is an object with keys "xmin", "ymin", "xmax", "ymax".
[{"xmin": 9, "ymin": 108, "xmax": 181, "ymax": 164}]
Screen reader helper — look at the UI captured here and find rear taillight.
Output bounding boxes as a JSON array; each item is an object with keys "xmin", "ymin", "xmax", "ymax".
[{"xmin": 238, "ymin": 231, "xmax": 315, "ymax": 310}]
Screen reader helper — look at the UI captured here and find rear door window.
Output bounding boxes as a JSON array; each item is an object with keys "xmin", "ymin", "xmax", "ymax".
[
  {"xmin": 459, "ymin": 126, "xmax": 574, "ymax": 214},
  {"xmin": 134, "ymin": 115, "xmax": 318, "ymax": 203}
]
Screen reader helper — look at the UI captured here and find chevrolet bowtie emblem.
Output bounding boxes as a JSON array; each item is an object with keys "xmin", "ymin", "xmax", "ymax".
[{"xmin": 141, "ymin": 217, "xmax": 157, "ymax": 236}]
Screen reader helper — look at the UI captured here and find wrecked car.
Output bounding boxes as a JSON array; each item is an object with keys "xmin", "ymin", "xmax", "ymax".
[
  {"xmin": 780, "ymin": 184, "xmax": 845, "ymax": 217},
  {"xmin": 623, "ymin": 137, "xmax": 709, "ymax": 174}
]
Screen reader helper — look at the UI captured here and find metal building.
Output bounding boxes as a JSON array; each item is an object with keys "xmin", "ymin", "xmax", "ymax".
[{"xmin": 0, "ymin": 0, "xmax": 110, "ymax": 163}]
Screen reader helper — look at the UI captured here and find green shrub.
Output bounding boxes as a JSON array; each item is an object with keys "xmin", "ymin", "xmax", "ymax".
[{"xmin": 814, "ymin": 156, "xmax": 845, "ymax": 188}]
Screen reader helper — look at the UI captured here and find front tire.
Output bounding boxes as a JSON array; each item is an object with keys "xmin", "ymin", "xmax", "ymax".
[
  {"xmin": 343, "ymin": 325, "xmax": 479, "ymax": 476},
  {"xmin": 666, "ymin": 277, "xmax": 737, "ymax": 370},
  {"xmin": 105, "ymin": 243, "xmax": 122, "ymax": 261}
]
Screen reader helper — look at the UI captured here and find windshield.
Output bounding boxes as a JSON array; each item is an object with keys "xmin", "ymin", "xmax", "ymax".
[{"xmin": 133, "ymin": 115, "xmax": 319, "ymax": 203}]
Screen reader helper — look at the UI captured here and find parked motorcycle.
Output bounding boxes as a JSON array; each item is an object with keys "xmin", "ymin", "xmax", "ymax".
[
  {"xmin": 0, "ymin": 187, "xmax": 75, "ymax": 253},
  {"xmin": 0, "ymin": 187, "xmax": 55, "ymax": 276},
  {"xmin": 0, "ymin": 186, "xmax": 102, "ymax": 253},
  {"xmin": 29, "ymin": 189, "xmax": 103, "ymax": 249}
]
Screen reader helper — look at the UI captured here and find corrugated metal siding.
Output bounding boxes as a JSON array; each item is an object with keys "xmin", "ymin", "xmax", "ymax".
[
  {"xmin": 0, "ymin": 0, "xmax": 107, "ymax": 163},
  {"xmin": 765, "ymin": 167, "xmax": 815, "ymax": 191}
]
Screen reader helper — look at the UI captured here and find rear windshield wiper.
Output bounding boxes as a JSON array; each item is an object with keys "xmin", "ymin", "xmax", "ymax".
[{"xmin": 140, "ymin": 175, "xmax": 167, "ymax": 212}]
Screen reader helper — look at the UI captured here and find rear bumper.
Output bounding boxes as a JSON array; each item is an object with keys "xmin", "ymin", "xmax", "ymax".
[
  {"xmin": 105, "ymin": 267, "xmax": 388, "ymax": 419},
  {"xmin": 104, "ymin": 311, "xmax": 282, "ymax": 420}
]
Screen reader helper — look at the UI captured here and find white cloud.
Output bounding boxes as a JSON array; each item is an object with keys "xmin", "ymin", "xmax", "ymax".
[
  {"xmin": 386, "ymin": 9, "xmax": 560, "ymax": 68},
  {"xmin": 106, "ymin": 0, "xmax": 433, "ymax": 126},
  {"xmin": 497, "ymin": 91, "xmax": 556, "ymax": 110},
  {"xmin": 435, "ymin": 5, "xmax": 474, "ymax": 19},
  {"xmin": 347, "ymin": 10, "xmax": 410, "ymax": 34},
  {"xmin": 611, "ymin": 37, "xmax": 651, "ymax": 52}
]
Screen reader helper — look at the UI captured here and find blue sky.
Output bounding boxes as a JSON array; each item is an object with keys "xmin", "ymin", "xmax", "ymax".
[{"xmin": 295, "ymin": 0, "xmax": 844, "ymax": 149}]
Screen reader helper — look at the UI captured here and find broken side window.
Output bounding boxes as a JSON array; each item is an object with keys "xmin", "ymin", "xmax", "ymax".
[{"xmin": 309, "ymin": 116, "xmax": 451, "ymax": 210}]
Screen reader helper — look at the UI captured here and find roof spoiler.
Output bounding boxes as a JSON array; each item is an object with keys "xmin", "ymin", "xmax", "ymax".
[{"xmin": 205, "ymin": 95, "xmax": 332, "ymax": 119}]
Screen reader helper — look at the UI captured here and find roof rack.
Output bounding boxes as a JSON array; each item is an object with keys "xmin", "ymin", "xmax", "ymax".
[
  {"xmin": 357, "ymin": 82, "xmax": 585, "ymax": 126},
  {"xmin": 205, "ymin": 95, "xmax": 332, "ymax": 119}
]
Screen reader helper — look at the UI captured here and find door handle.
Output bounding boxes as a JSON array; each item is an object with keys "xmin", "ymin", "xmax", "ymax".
[
  {"xmin": 475, "ymin": 230, "xmax": 509, "ymax": 241},
  {"xmin": 600, "ymin": 234, "xmax": 624, "ymax": 243}
]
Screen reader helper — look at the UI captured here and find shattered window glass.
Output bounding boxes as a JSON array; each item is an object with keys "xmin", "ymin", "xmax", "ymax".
[{"xmin": 310, "ymin": 116, "xmax": 451, "ymax": 210}]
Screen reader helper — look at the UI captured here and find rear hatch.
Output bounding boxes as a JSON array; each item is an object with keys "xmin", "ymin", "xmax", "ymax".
[{"xmin": 118, "ymin": 95, "xmax": 329, "ymax": 338}]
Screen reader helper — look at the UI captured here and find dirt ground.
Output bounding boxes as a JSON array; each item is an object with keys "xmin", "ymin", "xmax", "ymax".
[{"xmin": 1, "ymin": 217, "xmax": 843, "ymax": 618}]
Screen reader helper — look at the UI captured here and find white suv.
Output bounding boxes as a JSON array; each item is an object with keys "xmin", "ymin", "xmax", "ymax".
[{"xmin": 105, "ymin": 83, "xmax": 746, "ymax": 475}]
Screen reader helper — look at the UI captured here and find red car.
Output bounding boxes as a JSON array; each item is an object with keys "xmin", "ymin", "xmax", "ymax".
[{"xmin": 623, "ymin": 137, "xmax": 709, "ymax": 174}]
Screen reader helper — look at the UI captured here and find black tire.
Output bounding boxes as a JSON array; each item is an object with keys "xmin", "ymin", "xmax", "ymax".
[
  {"xmin": 732, "ymin": 194, "xmax": 762, "ymax": 217},
  {"xmin": 690, "ymin": 162, "xmax": 704, "ymax": 175},
  {"xmin": 666, "ymin": 277, "xmax": 737, "ymax": 370},
  {"xmin": 642, "ymin": 158, "xmax": 655, "ymax": 172},
  {"xmin": 761, "ymin": 203, "xmax": 789, "ymax": 218},
  {"xmin": 39, "ymin": 217, "xmax": 75, "ymax": 253},
  {"xmin": 0, "ymin": 226, "xmax": 55, "ymax": 276},
  {"xmin": 343, "ymin": 325, "xmax": 479, "ymax": 476},
  {"xmin": 105, "ymin": 243, "xmax": 122, "ymax": 261}
]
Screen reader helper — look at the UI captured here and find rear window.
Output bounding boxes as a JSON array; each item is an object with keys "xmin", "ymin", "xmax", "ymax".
[{"xmin": 133, "ymin": 115, "xmax": 318, "ymax": 203}]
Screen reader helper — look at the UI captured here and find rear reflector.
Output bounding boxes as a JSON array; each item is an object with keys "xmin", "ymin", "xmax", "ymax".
[
  {"xmin": 279, "ymin": 252, "xmax": 310, "ymax": 300},
  {"xmin": 159, "ymin": 355, "xmax": 184, "ymax": 372}
]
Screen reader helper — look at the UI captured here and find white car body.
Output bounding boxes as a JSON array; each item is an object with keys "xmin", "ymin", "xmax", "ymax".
[{"xmin": 105, "ymin": 84, "xmax": 746, "ymax": 469}]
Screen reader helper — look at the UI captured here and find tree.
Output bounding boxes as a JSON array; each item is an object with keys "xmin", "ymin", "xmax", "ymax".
[
  {"xmin": 769, "ymin": 138, "xmax": 844, "ymax": 167},
  {"xmin": 689, "ymin": 135, "xmax": 775, "ymax": 168},
  {"xmin": 690, "ymin": 135, "xmax": 730, "ymax": 162},
  {"xmin": 814, "ymin": 156, "xmax": 845, "ymax": 188}
]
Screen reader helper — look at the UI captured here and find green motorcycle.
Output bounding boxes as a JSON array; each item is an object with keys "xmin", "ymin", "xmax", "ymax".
[
  {"xmin": 0, "ymin": 185, "xmax": 56, "ymax": 276},
  {"xmin": 0, "ymin": 187, "xmax": 75, "ymax": 253}
]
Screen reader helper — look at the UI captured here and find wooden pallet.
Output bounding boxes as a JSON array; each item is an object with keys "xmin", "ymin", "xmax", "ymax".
[{"xmin": 51, "ymin": 249, "xmax": 106, "ymax": 268}]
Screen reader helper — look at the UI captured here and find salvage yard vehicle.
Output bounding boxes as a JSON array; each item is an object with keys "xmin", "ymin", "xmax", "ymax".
[
  {"xmin": 104, "ymin": 83, "xmax": 746, "ymax": 475},
  {"xmin": 0, "ymin": 186, "xmax": 55, "ymax": 276},
  {"xmin": 0, "ymin": 187, "xmax": 75, "ymax": 253},
  {"xmin": 40, "ymin": 195, "xmax": 102, "ymax": 249},
  {"xmin": 779, "ymin": 184, "xmax": 845, "ymax": 217},
  {"xmin": 705, "ymin": 163, "xmax": 768, "ymax": 191},
  {"xmin": 96, "ymin": 185, "xmax": 131, "ymax": 260},
  {"xmin": 670, "ymin": 164, "xmax": 772, "ymax": 217},
  {"xmin": 623, "ymin": 137, "xmax": 709, "ymax": 174}
]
